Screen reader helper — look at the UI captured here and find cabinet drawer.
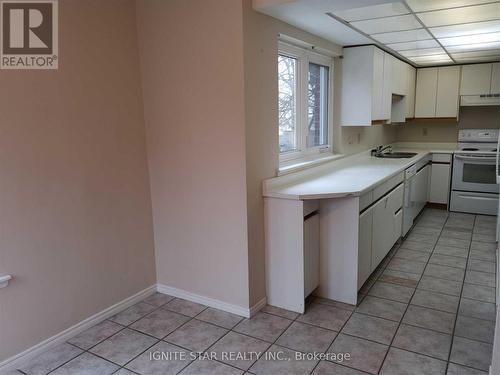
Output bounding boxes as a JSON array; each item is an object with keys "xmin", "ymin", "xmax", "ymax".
[
  {"xmin": 373, "ymin": 173, "xmax": 404, "ymax": 202},
  {"xmin": 432, "ymin": 153, "xmax": 452, "ymax": 163}
]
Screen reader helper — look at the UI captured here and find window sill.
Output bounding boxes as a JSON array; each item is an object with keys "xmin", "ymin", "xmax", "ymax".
[{"xmin": 278, "ymin": 153, "xmax": 344, "ymax": 176}]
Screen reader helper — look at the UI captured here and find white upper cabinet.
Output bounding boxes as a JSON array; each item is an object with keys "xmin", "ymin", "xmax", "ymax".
[
  {"xmin": 491, "ymin": 63, "xmax": 500, "ymax": 94},
  {"xmin": 406, "ymin": 64, "xmax": 416, "ymax": 118},
  {"xmin": 415, "ymin": 68, "xmax": 438, "ymax": 118},
  {"xmin": 436, "ymin": 66, "xmax": 460, "ymax": 118},
  {"xmin": 415, "ymin": 66, "xmax": 460, "ymax": 118},
  {"xmin": 391, "ymin": 57, "xmax": 407, "ymax": 96},
  {"xmin": 460, "ymin": 64, "xmax": 493, "ymax": 95},
  {"xmin": 341, "ymin": 46, "xmax": 394, "ymax": 126},
  {"xmin": 371, "ymin": 47, "xmax": 385, "ymax": 121},
  {"xmin": 381, "ymin": 52, "xmax": 393, "ymax": 120}
]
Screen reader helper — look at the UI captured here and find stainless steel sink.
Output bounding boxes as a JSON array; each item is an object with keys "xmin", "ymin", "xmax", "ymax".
[{"xmin": 375, "ymin": 152, "xmax": 418, "ymax": 159}]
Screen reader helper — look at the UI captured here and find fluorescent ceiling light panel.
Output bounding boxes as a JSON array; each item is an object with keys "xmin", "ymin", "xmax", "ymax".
[
  {"xmin": 406, "ymin": 0, "xmax": 495, "ymax": 12},
  {"xmin": 446, "ymin": 41, "xmax": 500, "ymax": 52},
  {"xmin": 431, "ymin": 20, "xmax": 500, "ymax": 38},
  {"xmin": 417, "ymin": 3, "xmax": 500, "ymax": 28},
  {"xmin": 452, "ymin": 49, "xmax": 500, "ymax": 57},
  {"xmin": 407, "ymin": 54, "xmax": 453, "ymax": 64},
  {"xmin": 351, "ymin": 14, "xmax": 421, "ymax": 34},
  {"xmin": 371, "ymin": 28, "xmax": 432, "ymax": 44},
  {"xmin": 453, "ymin": 54, "xmax": 500, "ymax": 61},
  {"xmin": 334, "ymin": 3, "xmax": 408, "ymax": 22},
  {"xmin": 399, "ymin": 47, "xmax": 446, "ymax": 57},
  {"xmin": 439, "ymin": 31, "xmax": 500, "ymax": 46},
  {"xmin": 387, "ymin": 39, "xmax": 439, "ymax": 51}
]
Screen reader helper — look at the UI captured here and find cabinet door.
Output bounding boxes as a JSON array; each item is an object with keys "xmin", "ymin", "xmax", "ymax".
[
  {"xmin": 381, "ymin": 52, "xmax": 393, "ymax": 120},
  {"xmin": 358, "ymin": 208, "xmax": 373, "ymax": 289},
  {"xmin": 304, "ymin": 213, "xmax": 320, "ymax": 297},
  {"xmin": 372, "ymin": 185, "xmax": 404, "ymax": 270},
  {"xmin": 414, "ymin": 165, "xmax": 430, "ymax": 212},
  {"xmin": 392, "ymin": 58, "xmax": 407, "ymax": 95},
  {"xmin": 406, "ymin": 65, "xmax": 416, "ymax": 118},
  {"xmin": 491, "ymin": 63, "xmax": 500, "ymax": 94},
  {"xmin": 429, "ymin": 164, "xmax": 451, "ymax": 204},
  {"xmin": 415, "ymin": 68, "xmax": 437, "ymax": 117},
  {"xmin": 461, "ymin": 64, "xmax": 492, "ymax": 95},
  {"xmin": 372, "ymin": 48, "xmax": 385, "ymax": 120},
  {"xmin": 436, "ymin": 66, "xmax": 460, "ymax": 118}
]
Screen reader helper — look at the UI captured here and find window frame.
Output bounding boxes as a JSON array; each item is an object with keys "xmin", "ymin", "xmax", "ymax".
[{"xmin": 278, "ymin": 41, "xmax": 334, "ymax": 167}]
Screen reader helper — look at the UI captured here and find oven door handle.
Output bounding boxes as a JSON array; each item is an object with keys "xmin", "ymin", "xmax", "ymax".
[{"xmin": 455, "ymin": 154, "xmax": 497, "ymax": 162}]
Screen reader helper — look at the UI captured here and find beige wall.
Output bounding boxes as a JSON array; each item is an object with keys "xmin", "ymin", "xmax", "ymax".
[
  {"xmin": 242, "ymin": 1, "xmax": 397, "ymax": 305},
  {"xmin": 0, "ymin": 0, "xmax": 156, "ymax": 362},
  {"xmin": 396, "ymin": 106, "xmax": 500, "ymax": 142},
  {"xmin": 136, "ymin": 0, "xmax": 250, "ymax": 309}
]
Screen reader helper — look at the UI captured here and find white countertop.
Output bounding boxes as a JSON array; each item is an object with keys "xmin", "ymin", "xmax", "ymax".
[{"xmin": 263, "ymin": 144, "xmax": 456, "ymax": 200}]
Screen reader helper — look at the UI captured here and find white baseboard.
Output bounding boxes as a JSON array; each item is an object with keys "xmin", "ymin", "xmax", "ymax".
[
  {"xmin": 0, "ymin": 285, "xmax": 156, "ymax": 375},
  {"xmin": 156, "ymin": 283, "xmax": 257, "ymax": 318}
]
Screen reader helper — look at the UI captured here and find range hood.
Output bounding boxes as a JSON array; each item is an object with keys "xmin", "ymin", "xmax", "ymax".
[{"xmin": 461, "ymin": 94, "xmax": 500, "ymax": 106}]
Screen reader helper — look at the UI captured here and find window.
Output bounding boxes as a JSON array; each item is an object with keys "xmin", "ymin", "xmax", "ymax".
[{"xmin": 278, "ymin": 41, "xmax": 333, "ymax": 167}]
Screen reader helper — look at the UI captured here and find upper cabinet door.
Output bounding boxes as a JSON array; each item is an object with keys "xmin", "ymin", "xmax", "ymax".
[
  {"xmin": 460, "ymin": 64, "xmax": 492, "ymax": 95},
  {"xmin": 371, "ymin": 47, "xmax": 385, "ymax": 121},
  {"xmin": 406, "ymin": 65, "xmax": 416, "ymax": 118},
  {"xmin": 436, "ymin": 66, "xmax": 460, "ymax": 118},
  {"xmin": 491, "ymin": 63, "xmax": 500, "ymax": 94},
  {"xmin": 415, "ymin": 67, "xmax": 438, "ymax": 118},
  {"xmin": 391, "ymin": 57, "xmax": 407, "ymax": 96},
  {"xmin": 381, "ymin": 52, "xmax": 393, "ymax": 120}
]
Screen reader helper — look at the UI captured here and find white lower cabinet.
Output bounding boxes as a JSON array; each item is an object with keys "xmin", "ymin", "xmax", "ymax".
[
  {"xmin": 358, "ymin": 207, "xmax": 373, "ymax": 289},
  {"xmin": 371, "ymin": 184, "xmax": 404, "ymax": 270},
  {"xmin": 429, "ymin": 163, "xmax": 451, "ymax": 205}
]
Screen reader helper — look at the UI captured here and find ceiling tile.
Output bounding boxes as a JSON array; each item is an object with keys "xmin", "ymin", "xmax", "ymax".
[
  {"xmin": 371, "ymin": 28, "xmax": 431, "ymax": 43},
  {"xmin": 417, "ymin": 3, "xmax": 500, "ymax": 28},
  {"xmin": 431, "ymin": 20, "xmax": 500, "ymax": 38},
  {"xmin": 333, "ymin": 3, "xmax": 408, "ymax": 22},
  {"xmin": 387, "ymin": 39, "xmax": 439, "ymax": 51},
  {"xmin": 406, "ymin": 0, "xmax": 496, "ymax": 12},
  {"xmin": 351, "ymin": 14, "xmax": 422, "ymax": 34},
  {"xmin": 399, "ymin": 47, "xmax": 446, "ymax": 57}
]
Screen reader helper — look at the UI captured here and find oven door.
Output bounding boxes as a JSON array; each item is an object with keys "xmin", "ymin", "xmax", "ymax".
[{"xmin": 453, "ymin": 154, "xmax": 500, "ymax": 194}]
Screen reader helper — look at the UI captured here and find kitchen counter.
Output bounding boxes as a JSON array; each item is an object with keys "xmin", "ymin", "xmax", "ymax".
[{"xmin": 263, "ymin": 144, "xmax": 456, "ymax": 200}]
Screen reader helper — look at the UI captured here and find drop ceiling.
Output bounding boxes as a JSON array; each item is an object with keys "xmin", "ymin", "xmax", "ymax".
[{"xmin": 253, "ymin": 0, "xmax": 500, "ymax": 66}]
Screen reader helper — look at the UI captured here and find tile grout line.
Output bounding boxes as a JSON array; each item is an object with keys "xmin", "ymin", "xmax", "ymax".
[
  {"xmin": 375, "ymin": 210, "xmax": 449, "ymax": 374},
  {"xmin": 443, "ymin": 213, "xmax": 474, "ymax": 375}
]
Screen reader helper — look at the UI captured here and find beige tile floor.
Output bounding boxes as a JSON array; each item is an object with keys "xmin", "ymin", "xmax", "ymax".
[{"xmin": 9, "ymin": 209, "xmax": 497, "ymax": 375}]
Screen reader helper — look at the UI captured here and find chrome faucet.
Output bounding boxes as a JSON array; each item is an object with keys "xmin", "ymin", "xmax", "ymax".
[{"xmin": 371, "ymin": 145, "xmax": 393, "ymax": 157}]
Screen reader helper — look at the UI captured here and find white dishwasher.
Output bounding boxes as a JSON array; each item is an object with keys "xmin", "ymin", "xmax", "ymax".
[{"xmin": 403, "ymin": 158, "xmax": 430, "ymax": 236}]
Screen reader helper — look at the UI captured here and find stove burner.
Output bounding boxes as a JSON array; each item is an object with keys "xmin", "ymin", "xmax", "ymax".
[{"xmin": 461, "ymin": 148, "xmax": 479, "ymax": 151}]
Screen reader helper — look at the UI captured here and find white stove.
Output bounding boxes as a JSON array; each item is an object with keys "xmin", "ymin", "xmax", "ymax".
[{"xmin": 451, "ymin": 129, "xmax": 499, "ymax": 215}]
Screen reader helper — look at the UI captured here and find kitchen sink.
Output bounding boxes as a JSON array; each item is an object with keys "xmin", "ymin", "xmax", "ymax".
[{"xmin": 375, "ymin": 152, "xmax": 418, "ymax": 159}]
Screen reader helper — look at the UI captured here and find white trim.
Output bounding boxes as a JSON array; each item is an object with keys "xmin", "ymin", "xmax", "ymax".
[
  {"xmin": 0, "ymin": 285, "xmax": 156, "ymax": 375},
  {"xmin": 278, "ymin": 41, "xmax": 335, "ymax": 169},
  {"xmin": 156, "ymin": 284, "xmax": 258, "ymax": 318}
]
